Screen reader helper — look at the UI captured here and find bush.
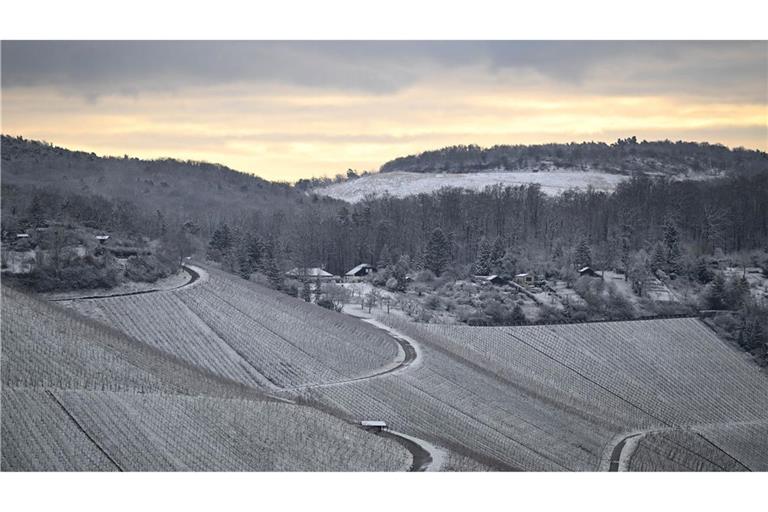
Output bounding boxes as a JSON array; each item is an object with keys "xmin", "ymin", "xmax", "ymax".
[
  {"xmin": 124, "ymin": 255, "xmax": 173, "ymax": 283},
  {"xmin": 250, "ymin": 272, "xmax": 271, "ymax": 287},
  {"xmin": 284, "ymin": 279, "xmax": 300, "ymax": 298},
  {"xmin": 414, "ymin": 270, "xmax": 435, "ymax": 283},
  {"xmin": 20, "ymin": 261, "xmax": 120, "ymax": 292},
  {"xmin": 316, "ymin": 298, "xmax": 336, "ymax": 311},
  {"xmin": 424, "ymin": 294, "xmax": 442, "ymax": 310}
]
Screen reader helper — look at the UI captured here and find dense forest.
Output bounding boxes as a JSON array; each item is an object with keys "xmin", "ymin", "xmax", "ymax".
[
  {"xmin": 0, "ymin": 135, "xmax": 333, "ymax": 232},
  {"xmin": 380, "ymin": 139, "xmax": 768, "ymax": 176},
  {"xmin": 4, "ymin": 135, "xmax": 767, "ymax": 278}
]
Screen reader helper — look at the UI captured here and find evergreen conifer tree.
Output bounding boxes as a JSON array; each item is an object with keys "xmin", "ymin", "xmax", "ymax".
[
  {"xmin": 473, "ymin": 238, "xmax": 493, "ymax": 275},
  {"xmin": 574, "ymin": 239, "xmax": 592, "ymax": 268},
  {"xmin": 425, "ymin": 228, "xmax": 450, "ymax": 275}
]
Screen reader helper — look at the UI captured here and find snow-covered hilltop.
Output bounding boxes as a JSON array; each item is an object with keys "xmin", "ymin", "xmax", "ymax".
[
  {"xmin": 311, "ymin": 139, "xmax": 766, "ymax": 203},
  {"xmin": 313, "ymin": 169, "xmax": 629, "ymax": 203}
]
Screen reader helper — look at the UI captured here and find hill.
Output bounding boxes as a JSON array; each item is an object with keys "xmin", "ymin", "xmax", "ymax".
[
  {"xmin": 5, "ymin": 257, "xmax": 767, "ymax": 471},
  {"xmin": 0, "ymin": 135, "xmax": 340, "ymax": 226},
  {"xmin": 310, "ymin": 316, "xmax": 768, "ymax": 471},
  {"xmin": 0, "ymin": 285, "xmax": 411, "ymax": 471},
  {"xmin": 62, "ymin": 264, "xmax": 402, "ymax": 390},
  {"xmin": 379, "ymin": 139, "xmax": 768, "ymax": 176},
  {"xmin": 313, "ymin": 139, "xmax": 767, "ymax": 202}
]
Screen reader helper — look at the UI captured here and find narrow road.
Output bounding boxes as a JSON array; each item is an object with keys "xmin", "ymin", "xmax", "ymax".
[
  {"xmin": 284, "ymin": 318, "xmax": 419, "ymax": 392},
  {"xmin": 608, "ymin": 433, "xmax": 641, "ymax": 471},
  {"xmin": 378, "ymin": 430, "xmax": 446, "ymax": 471},
  {"xmin": 47, "ymin": 261, "xmax": 440, "ymax": 471},
  {"xmin": 606, "ymin": 424, "xmax": 755, "ymax": 472},
  {"xmin": 289, "ymin": 314, "xmax": 445, "ymax": 471},
  {"xmin": 48, "ymin": 264, "xmax": 202, "ymax": 302}
]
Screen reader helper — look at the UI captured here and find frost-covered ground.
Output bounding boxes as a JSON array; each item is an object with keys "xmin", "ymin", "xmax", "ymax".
[{"xmin": 314, "ymin": 170, "xmax": 630, "ymax": 202}]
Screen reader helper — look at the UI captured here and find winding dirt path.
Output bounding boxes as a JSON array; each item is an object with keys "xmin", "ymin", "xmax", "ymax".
[
  {"xmin": 605, "ymin": 423, "xmax": 756, "ymax": 471},
  {"xmin": 608, "ymin": 432, "xmax": 643, "ymax": 471},
  {"xmin": 283, "ymin": 318, "xmax": 419, "ymax": 392},
  {"xmin": 48, "ymin": 264, "xmax": 203, "ymax": 302},
  {"xmin": 287, "ymin": 315, "xmax": 446, "ymax": 471},
  {"xmin": 46, "ymin": 262, "xmax": 439, "ymax": 471},
  {"xmin": 379, "ymin": 430, "xmax": 447, "ymax": 471}
]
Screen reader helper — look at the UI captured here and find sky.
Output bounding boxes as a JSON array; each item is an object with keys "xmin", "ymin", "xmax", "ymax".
[{"xmin": 2, "ymin": 41, "xmax": 766, "ymax": 181}]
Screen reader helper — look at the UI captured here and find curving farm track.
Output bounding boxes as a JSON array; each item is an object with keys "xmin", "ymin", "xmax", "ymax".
[
  {"xmin": 48, "ymin": 264, "xmax": 203, "ymax": 302},
  {"xmin": 50, "ymin": 263, "xmax": 441, "ymax": 471}
]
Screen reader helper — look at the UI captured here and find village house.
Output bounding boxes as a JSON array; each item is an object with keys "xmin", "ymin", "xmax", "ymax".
[
  {"xmin": 345, "ymin": 263, "xmax": 376, "ymax": 281},
  {"xmin": 578, "ymin": 266, "xmax": 600, "ymax": 278},
  {"xmin": 285, "ymin": 267, "xmax": 338, "ymax": 281},
  {"xmin": 473, "ymin": 274, "xmax": 507, "ymax": 286}
]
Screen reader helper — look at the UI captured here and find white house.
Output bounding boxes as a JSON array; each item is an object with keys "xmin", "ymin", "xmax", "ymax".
[{"xmin": 285, "ymin": 267, "xmax": 337, "ymax": 280}]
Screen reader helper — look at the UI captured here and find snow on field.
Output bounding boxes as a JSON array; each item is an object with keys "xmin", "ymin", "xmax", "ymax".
[
  {"xmin": 64, "ymin": 265, "xmax": 401, "ymax": 390},
  {"xmin": 311, "ymin": 316, "xmax": 768, "ymax": 471},
  {"xmin": 626, "ymin": 429, "xmax": 749, "ymax": 471},
  {"xmin": 314, "ymin": 170, "xmax": 629, "ymax": 202},
  {"xmin": 1, "ymin": 285, "xmax": 412, "ymax": 471}
]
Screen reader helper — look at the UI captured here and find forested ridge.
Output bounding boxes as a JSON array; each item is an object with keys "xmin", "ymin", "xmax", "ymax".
[
  {"xmin": 379, "ymin": 139, "xmax": 768, "ymax": 176},
  {"xmin": 4, "ymin": 135, "xmax": 767, "ymax": 277}
]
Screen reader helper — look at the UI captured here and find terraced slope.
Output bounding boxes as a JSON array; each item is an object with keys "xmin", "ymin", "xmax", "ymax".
[
  {"xmin": 64, "ymin": 266, "xmax": 399, "ymax": 389},
  {"xmin": 626, "ymin": 429, "xmax": 750, "ymax": 471},
  {"xmin": 424, "ymin": 320, "xmax": 768, "ymax": 427},
  {"xmin": 691, "ymin": 421, "xmax": 768, "ymax": 471},
  {"xmin": 307, "ymin": 316, "xmax": 768, "ymax": 471},
  {"xmin": 0, "ymin": 287, "xmax": 411, "ymax": 471}
]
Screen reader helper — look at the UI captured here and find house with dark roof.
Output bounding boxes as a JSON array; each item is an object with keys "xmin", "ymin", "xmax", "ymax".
[
  {"xmin": 578, "ymin": 266, "xmax": 600, "ymax": 278},
  {"xmin": 473, "ymin": 274, "xmax": 507, "ymax": 286},
  {"xmin": 346, "ymin": 263, "xmax": 376, "ymax": 278}
]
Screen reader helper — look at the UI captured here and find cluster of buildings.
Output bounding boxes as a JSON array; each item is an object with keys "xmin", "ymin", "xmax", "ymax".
[
  {"xmin": 285, "ymin": 263, "xmax": 377, "ymax": 282},
  {"xmin": 1, "ymin": 230, "xmax": 126, "ymax": 275},
  {"xmin": 283, "ymin": 264, "xmax": 605, "ymax": 290}
]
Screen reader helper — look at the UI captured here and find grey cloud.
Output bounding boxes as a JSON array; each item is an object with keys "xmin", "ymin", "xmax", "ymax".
[{"xmin": 1, "ymin": 41, "xmax": 765, "ymax": 101}]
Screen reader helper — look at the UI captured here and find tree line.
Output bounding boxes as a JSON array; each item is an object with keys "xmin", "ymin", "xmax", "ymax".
[{"xmin": 380, "ymin": 139, "xmax": 768, "ymax": 176}]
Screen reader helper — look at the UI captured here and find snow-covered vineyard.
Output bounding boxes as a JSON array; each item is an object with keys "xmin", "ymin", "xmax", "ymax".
[{"xmin": 3, "ymin": 263, "xmax": 766, "ymax": 471}]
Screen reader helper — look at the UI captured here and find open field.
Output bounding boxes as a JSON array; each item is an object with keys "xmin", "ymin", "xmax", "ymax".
[
  {"xmin": 314, "ymin": 170, "xmax": 629, "ymax": 202},
  {"xmin": 0, "ymin": 286, "xmax": 411, "ymax": 471}
]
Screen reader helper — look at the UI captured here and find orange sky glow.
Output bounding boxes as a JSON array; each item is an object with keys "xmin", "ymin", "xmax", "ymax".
[{"xmin": 2, "ymin": 41, "xmax": 766, "ymax": 181}]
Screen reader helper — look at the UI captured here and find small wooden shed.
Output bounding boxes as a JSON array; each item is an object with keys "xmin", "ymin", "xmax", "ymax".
[
  {"xmin": 360, "ymin": 420, "xmax": 388, "ymax": 432},
  {"xmin": 514, "ymin": 272, "xmax": 535, "ymax": 287}
]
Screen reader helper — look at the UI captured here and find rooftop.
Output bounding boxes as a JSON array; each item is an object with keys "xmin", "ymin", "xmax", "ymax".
[
  {"xmin": 286, "ymin": 267, "xmax": 334, "ymax": 277},
  {"xmin": 360, "ymin": 420, "xmax": 387, "ymax": 427},
  {"xmin": 346, "ymin": 263, "xmax": 374, "ymax": 276}
]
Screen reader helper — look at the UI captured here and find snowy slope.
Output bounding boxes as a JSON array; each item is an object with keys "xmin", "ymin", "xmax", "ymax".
[{"xmin": 313, "ymin": 170, "xmax": 629, "ymax": 203}]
